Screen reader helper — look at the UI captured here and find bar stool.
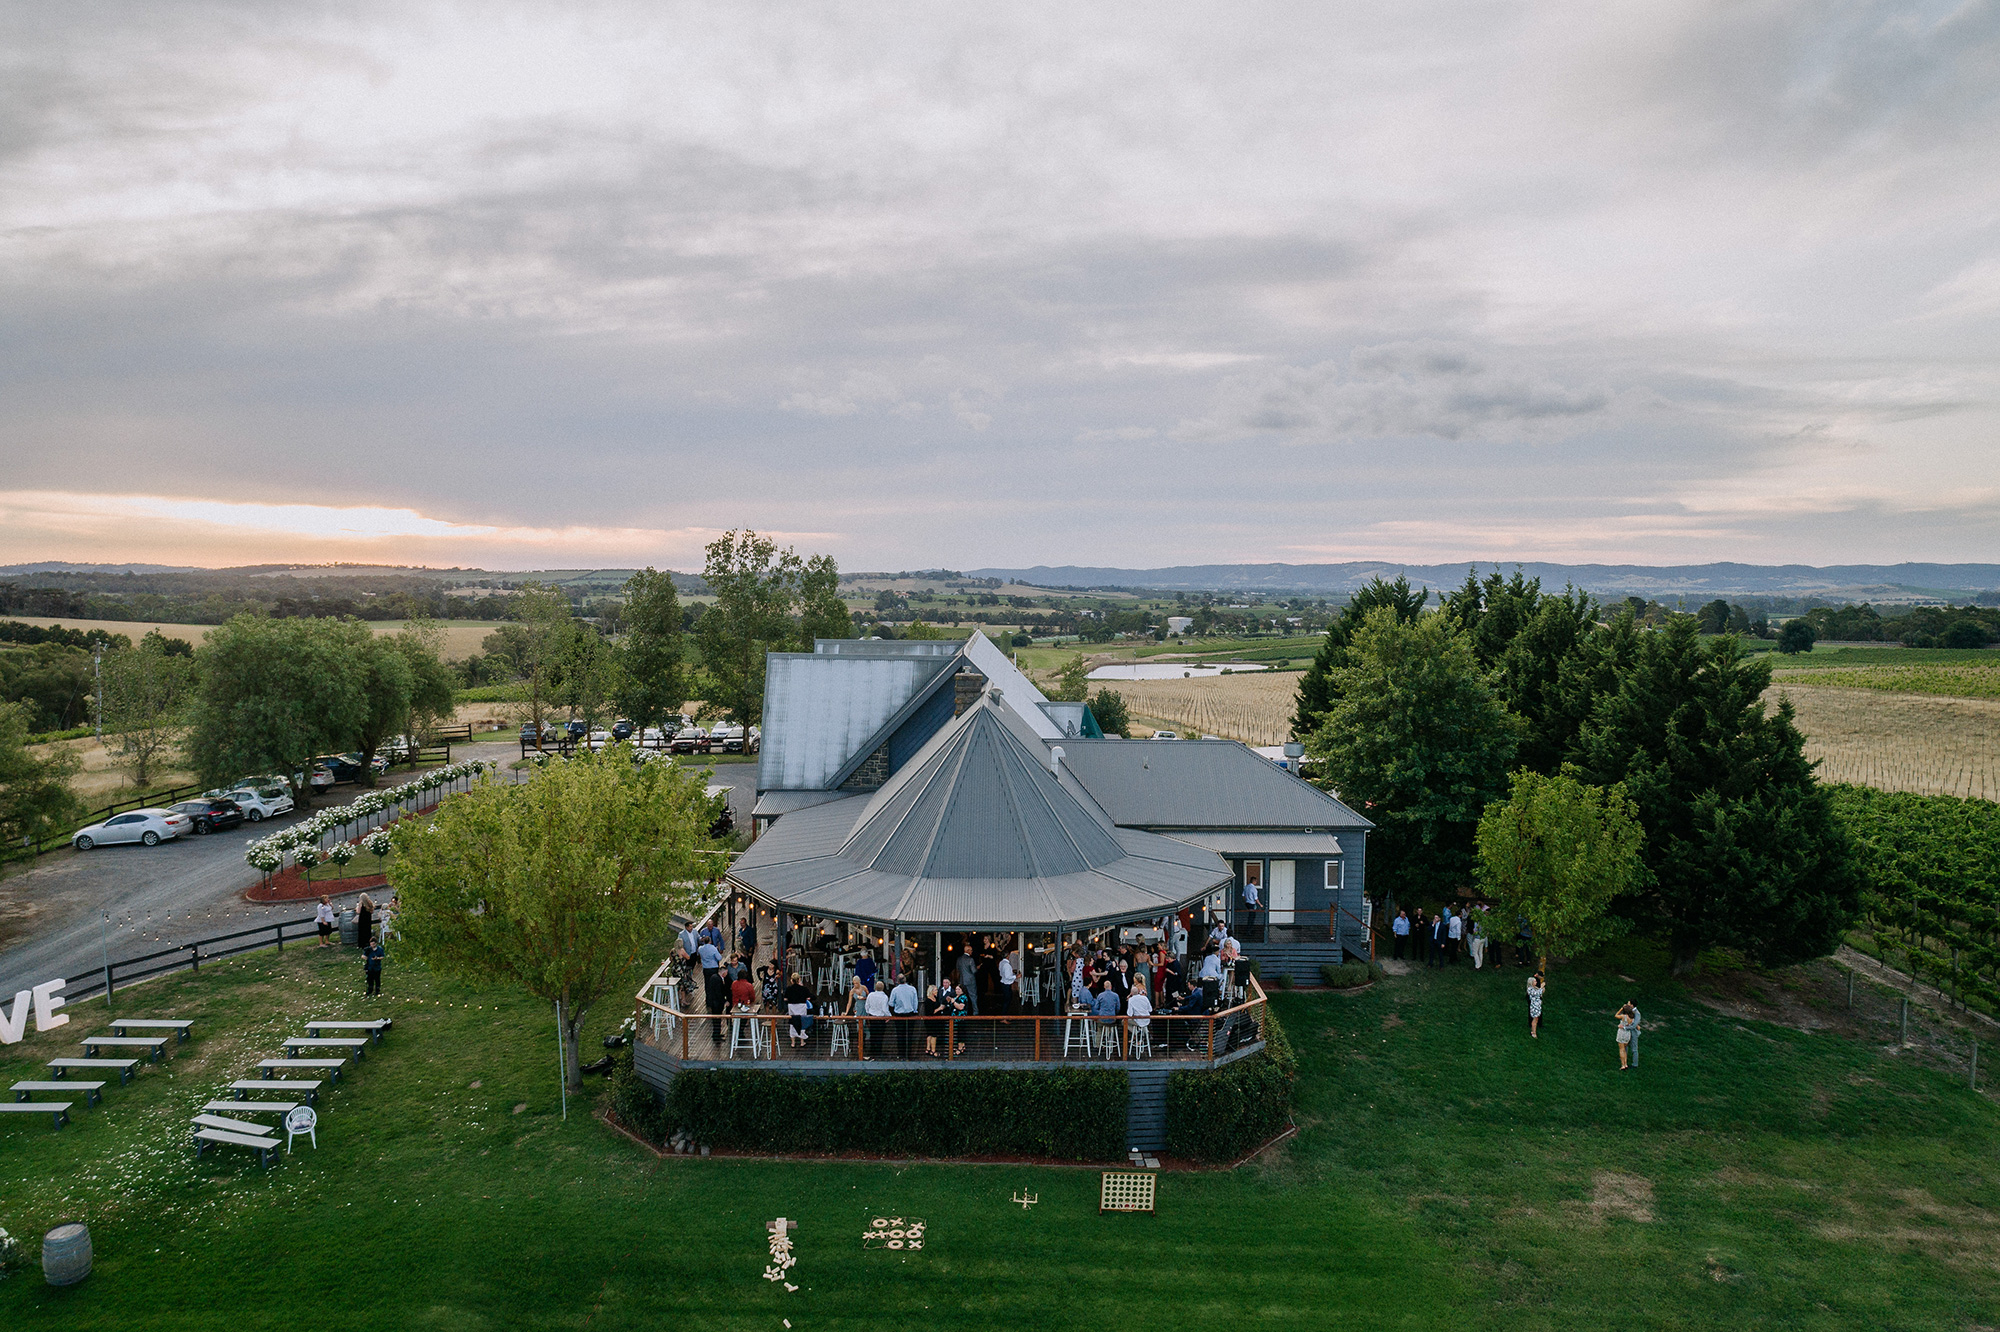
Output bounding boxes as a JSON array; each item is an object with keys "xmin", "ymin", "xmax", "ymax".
[
  {"xmin": 829, "ymin": 1020, "xmax": 852, "ymax": 1058},
  {"xmin": 1092, "ymin": 1022, "xmax": 1122, "ymax": 1060},
  {"xmin": 1062, "ymin": 1011, "xmax": 1092, "ymax": 1057},
  {"xmin": 729, "ymin": 1013, "xmax": 762, "ymax": 1059},
  {"xmin": 1127, "ymin": 1023, "xmax": 1152, "ymax": 1059}
]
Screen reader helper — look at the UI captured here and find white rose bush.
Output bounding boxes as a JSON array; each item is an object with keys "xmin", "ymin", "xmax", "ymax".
[{"xmin": 243, "ymin": 759, "xmax": 490, "ymax": 885}]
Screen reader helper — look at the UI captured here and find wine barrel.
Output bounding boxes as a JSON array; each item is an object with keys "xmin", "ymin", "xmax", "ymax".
[
  {"xmin": 338, "ymin": 909, "xmax": 357, "ymax": 947},
  {"xmin": 42, "ymin": 1222, "xmax": 92, "ymax": 1286}
]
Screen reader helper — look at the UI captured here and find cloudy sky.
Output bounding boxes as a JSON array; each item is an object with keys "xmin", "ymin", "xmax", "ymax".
[{"xmin": 2, "ymin": 1, "xmax": 1996, "ymax": 571}]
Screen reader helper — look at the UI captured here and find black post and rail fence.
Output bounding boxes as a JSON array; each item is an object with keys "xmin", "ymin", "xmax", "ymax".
[{"xmin": 13, "ymin": 914, "xmax": 321, "ymax": 1009}]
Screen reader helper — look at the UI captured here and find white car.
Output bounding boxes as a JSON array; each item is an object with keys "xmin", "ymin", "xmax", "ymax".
[
  {"xmin": 1149, "ymin": 730, "xmax": 1179, "ymax": 740},
  {"xmin": 640, "ymin": 726, "xmax": 666, "ymax": 748},
  {"xmin": 225, "ymin": 786, "xmax": 295, "ymax": 822},
  {"xmin": 586, "ymin": 730, "xmax": 614, "ymax": 751},
  {"xmin": 73, "ymin": 808, "xmax": 192, "ymax": 850}
]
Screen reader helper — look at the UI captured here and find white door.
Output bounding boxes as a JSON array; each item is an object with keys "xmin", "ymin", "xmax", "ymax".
[
  {"xmin": 1268, "ymin": 860, "xmax": 1295, "ymax": 926},
  {"xmin": 105, "ymin": 813, "xmax": 145, "ymax": 844}
]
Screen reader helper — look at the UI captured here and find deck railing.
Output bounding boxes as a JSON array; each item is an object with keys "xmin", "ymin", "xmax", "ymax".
[{"xmin": 634, "ymin": 965, "xmax": 1268, "ymax": 1069}]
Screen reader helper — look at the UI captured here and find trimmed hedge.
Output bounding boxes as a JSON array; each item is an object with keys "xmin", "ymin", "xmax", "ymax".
[
  {"xmin": 1164, "ymin": 1003, "xmax": 1295, "ymax": 1162},
  {"xmin": 659, "ymin": 1066, "xmax": 1127, "ymax": 1161},
  {"xmin": 1320, "ymin": 960, "xmax": 1385, "ymax": 989},
  {"xmin": 610, "ymin": 1053, "xmax": 670, "ymax": 1142}
]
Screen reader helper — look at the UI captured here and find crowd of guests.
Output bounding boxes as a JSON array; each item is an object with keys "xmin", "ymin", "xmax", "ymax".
[
  {"xmin": 671, "ymin": 909, "xmax": 1257, "ymax": 1059},
  {"xmin": 1388, "ymin": 903, "xmax": 1538, "ymax": 969}
]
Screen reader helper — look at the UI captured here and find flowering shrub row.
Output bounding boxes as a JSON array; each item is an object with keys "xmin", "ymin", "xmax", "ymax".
[{"xmin": 244, "ymin": 760, "xmax": 489, "ymax": 874}]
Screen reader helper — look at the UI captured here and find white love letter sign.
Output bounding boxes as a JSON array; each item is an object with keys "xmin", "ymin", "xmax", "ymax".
[{"xmin": 0, "ymin": 979, "xmax": 68, "ymax": 1045}]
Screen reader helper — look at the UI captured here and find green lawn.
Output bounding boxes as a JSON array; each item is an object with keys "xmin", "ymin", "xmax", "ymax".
[
  {"xmin": 1, "ymin": 937, "xmax": 1994, "ymax": 1329},
  {"xmin": 1746, "ymin": 645, "xmax": 2000, "ymax": 669}
]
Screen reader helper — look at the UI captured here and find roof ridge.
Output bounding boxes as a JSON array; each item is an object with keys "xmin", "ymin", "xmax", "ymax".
[{"xmin": 886, "ymin": 711, "xmax": 979, "ymax": 920}]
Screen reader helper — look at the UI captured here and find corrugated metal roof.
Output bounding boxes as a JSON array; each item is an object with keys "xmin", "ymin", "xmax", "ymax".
[
  {"xmin": 1056, "ymin": 739, "xmax": 1374, "ymax": 830},
  {"xmin": 729, "ymin": 697, "xmax": 1232, "ymax": 930},
  {"xmin": 756, "ymin": 653, "xmax": 953, "ymax": 792},
  {"xmin": 1164, "ymin": 831, "xmax": 1344, "ymax": 857},
  {"xmin": 813, "ymin": 639, "xmax": 962, "ymax": 657},
  {"xmin": 751, "ymin": 790, "xmax": 852, "ymax": 819}
]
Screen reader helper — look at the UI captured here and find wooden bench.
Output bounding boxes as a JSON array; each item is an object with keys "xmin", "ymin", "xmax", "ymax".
[
  {"xmin": 192, "ymin": 1126, "xmax": 279, "ymax": 1168},
  {"xmin": 229, "ymin": 1079, "xmax": 321, "ymax": 1104},
  {"xmin": 283, "ymin": 1037, "xmax": 368, "ymax": 1060},
  {"xmin": 0, "ymin": 1101, "xmax": 71, "ymax": 1129},
  {"xmin": 204, "ymin": 1100, "xmax": 298, "ymax": 1116},
  {"xmin": 305, "ymin": 1019, "xmax": 392, "ymax": 1042},
  {"xmin": 49, "ymin": 1058, "xmax": 139, "ymax": 1085},
  {"xmin": 111, "ymin": 1019, "xmax": 193, "ymax": 1042},
  {"xmin": 193, "ymin": 1112, "xmax": 278, "ymax": 1136},
  {"xmin": 14, "ymin": 1080, "xmax": 105, "ymax": 1107},
  {"xmin": 258, "ymin": 1059, "xmax": 345, "ymax": 1086},
  {"xmin": 82, "ymin": 1036, "xmax": 168, "ymax": 1061}
]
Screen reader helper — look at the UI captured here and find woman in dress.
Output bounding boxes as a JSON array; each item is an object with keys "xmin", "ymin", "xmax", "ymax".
[
  {"xmin": 946, "ymin": 979, "xmax": 970, "ymax": 1056},
  {"xmin": 784, "ymin": 973, "xmax": 814, "ymax": 1046},
  {"xmin": 1615, "ymin": 1002, "xmax": 1635, "ymax": 1069},
  {"xmin": 1527, "ymin": 971, "xmax": 1546, "ymax": 1038},
  {"xmin": 314, "ymin": 895, "xmax": 336, "ymax": 949},
  {"xmin": 922, "ymin": 984, "xmax": 943, "ymax": 1057},
  {"xmin": 355, "ymin": 893, "xmax": 375, "ymax": 947}
]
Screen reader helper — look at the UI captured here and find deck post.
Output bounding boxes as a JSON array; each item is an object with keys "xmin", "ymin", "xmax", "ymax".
[
  {"xmin": 1034, "ymin": 1015, "xmax": 1041, "ymax": 1061},
  {"xmin": 946, "ymin": 1016, "xmax": 954, "ymax": 1060}
]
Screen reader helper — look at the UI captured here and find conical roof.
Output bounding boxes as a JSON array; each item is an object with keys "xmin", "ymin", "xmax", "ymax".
[{"xmin": 728, "ymin": 693, "xmax": 1232, "ymax": 930}]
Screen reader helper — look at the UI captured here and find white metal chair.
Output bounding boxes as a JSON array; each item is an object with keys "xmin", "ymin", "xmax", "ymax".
[
  {"xmin": 284, "ymin": 1105, "xmax": 318, "ymax": 1153},
  {"xmin": 829, "ymin": 1019, "xmax": 852, "ymax": 1058}
]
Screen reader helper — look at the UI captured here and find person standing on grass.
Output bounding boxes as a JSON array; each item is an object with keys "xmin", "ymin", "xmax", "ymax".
[
  {"xmin": 356, "ymin": 893, "xmax": 376, "ymax": 947},
  {"xmin": 1431, "ymin": 910, "xmax": 1449, "ymax": 968},
  {"xmin": 315, "ymin": 896, "xmax": 336, "ymax": 949},
  {"xmin": 1527, "ymin": 972, "xmax": 1546, "ymax": 1038},
  {"xmin": 1616, "ymin": 1002, "xmax": 1635, "ymax": 1069},
  {"xmin": 363, "ymin": 937, "xmax": 385, "ymax": 996},
  {"xmin": 1468, "ymin": 913, "xmax": 1486, "ymax": 969},
  {"xmin": 1627, "ymin": 1001, "xmax": 1643, "ymax": 1066},
  {"xmin": 1392, "ymin": 909, "xmax": 1410, "ymax": 960}
]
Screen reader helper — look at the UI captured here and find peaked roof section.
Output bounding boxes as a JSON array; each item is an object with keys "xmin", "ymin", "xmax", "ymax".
[
  {"xmin": 757, "ymin": 651, "xmax": 955, "ymax": 792},
  {"xmin": 1055, "ymin": 739, "xmax": 1375, "ymax": 830},
  {"xmin": 729, "ymin": 693, "xmax": 1232, "ymax": 930}
]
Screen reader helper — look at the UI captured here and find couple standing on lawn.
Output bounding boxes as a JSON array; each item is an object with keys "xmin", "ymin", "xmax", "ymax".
[{"xmin": 1525, "ymin": 974, "xmax": 1644, "ymax": 1069}]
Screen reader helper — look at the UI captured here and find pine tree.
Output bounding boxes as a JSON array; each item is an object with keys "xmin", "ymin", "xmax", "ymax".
[
  {"xmin": 1291, "ymin": 576, "xmax": 1429, "ymax": 737},
  {"xmin": 1573, "ymin": 617, "xmax": 1857, "ymax": 973}
]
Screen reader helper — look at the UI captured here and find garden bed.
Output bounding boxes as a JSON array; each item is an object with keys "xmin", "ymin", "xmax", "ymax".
[{"xmin": 245, "ymin": 866, "xmax": 389, "ymax": 902}]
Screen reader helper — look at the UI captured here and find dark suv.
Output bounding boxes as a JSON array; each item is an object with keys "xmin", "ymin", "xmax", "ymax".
[
  {"xmin": 168, "ymin": 798, "xmax": 245, "ymax": 835},
  {"xmin": 313, "ymin": 755, "xmax": 366, "ymax": 784}
]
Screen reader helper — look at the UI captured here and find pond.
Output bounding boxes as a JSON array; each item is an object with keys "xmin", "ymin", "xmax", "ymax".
[{"xmin": 1086, "ymin": 662, "xmax": 1271, "ymax": 680}]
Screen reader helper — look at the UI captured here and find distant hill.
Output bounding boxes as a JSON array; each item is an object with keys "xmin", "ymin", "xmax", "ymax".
[{"xmin": 969, "ymin": 562, "xmax": 2000, "ymax": 601}]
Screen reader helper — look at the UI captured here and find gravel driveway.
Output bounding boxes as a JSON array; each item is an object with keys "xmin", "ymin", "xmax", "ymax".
[{"xmin": 0, "ymin": 747, "xmax": 755, "ymax": 993}]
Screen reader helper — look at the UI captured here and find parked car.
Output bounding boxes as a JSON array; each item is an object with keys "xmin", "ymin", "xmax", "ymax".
[
  {"xmin": 670, "ymin": 726, "xmax": 710, "ymax": 754},
  {"xmin": 586, "ymin": 730, "xmax": 613, "ymax": 751},
  {"xmin": 72, "ymin": 808, "xmax": 192, "ymax": 850},
  {"xmin": 167, "ymin": 798, "xmax": 245, "ymax": 835},
  {"xmin": 639, "ymin": 726, "xmax": 667, "ymax": 748},
  {"xmin": 611, "ymin": 719, "xmax": 634, "ymax": 741},
  {"xmin": 1149, "ymin": 731, "xmax": 1179, "ymax": 740},
  {"xmin": 708, "ymin": 724, "xmax": 748, "ymax": 753},
  {"xmin": 224, "ymin": 786, "xmax": 294, "ymax": 821},
  {"xmin": 305, "ymin": 765, "xmax": 337, "ymax": 795},
  {"xmin": 313, "ymin": 754, "xmax": 366, "ymax": 784},
  {"xmin": 565, "ymin": 719, "xmax": 588, "ymax": 741}
]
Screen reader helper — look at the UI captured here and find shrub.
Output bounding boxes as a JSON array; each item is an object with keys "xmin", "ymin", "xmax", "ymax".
[
  {"xmin": 1320, "ymin": 960, "xmax": 1384, "ymax": 989},
  {"xmin": 1275, "ymin": 973, "xmax": 1294, "ymax": 990},
  {"xmin": 662, "ymin": 1066, "xmax": 1126, "ymax": 1160},
  {"xmin": 1164, "ymin": 1003, "xmax": 1295, "ymax": 1161},
  {"xmin": 609, "ymin": 1052, "xmax": 671, "ymax": 1143}
]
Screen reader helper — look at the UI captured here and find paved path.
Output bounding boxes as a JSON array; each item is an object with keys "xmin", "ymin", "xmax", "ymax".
[{"xmin": 0, "ymin": 749, "xmax": 756, "ymax": 993}]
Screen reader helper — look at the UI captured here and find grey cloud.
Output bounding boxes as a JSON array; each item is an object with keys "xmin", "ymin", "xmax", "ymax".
[{"xmin": 1188, "ymin": 342, "xmax": 1614, "ymax": 443}]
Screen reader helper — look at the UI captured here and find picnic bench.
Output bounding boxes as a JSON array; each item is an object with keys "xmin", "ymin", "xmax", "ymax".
[
  {"xmin": 192, "ymin": 1124, "xmax": 280, "ymax": 1168},
  {"xmin": 228, "ymin": 1079, "xmax": 321, "ymax": 1104},
  {"xmin": 282, "ymin": 1037, "xmax": 367, "ymax": 1060},
  {"xmin": 204, "ymin": 1100, "xmax": 298, "ymax": 1116},
  {"xmin": 111, "ymin": 1019, "xmax": 193, "ymax": 1042},
  {"xmin": 49, "ymin": 1058, "xmax": 139, "ymax": 1085},
  {"xmin": 305, "ymin": 1019, "xmax": 392, "ymax": 1042},
  {"xmin": 0, "ymin": 1101, "xmax": 72, "ymax": 1129},
  {"xmin": 15, "ymin": 1080, "xmax": 105, "ymax": 1107},
  {"xmin": 82, "ymin": 1035, "xmax": 168, "ymax": 1061},
  {"xmin": 258, "ymin": 1059, "xmax": 345, "ymax": 1086}
]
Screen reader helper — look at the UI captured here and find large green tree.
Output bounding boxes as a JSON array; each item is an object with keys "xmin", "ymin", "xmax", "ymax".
[
  {"xmin": 100, "ymin": 630, "xmax": 199, "ymax": 789},
  {"xmin": 1307, "ymin": 607, "xmax": 1521, "ymax": 905},
  {"xmin": 503, "ymin": 583, "xmax": 577, "ymax": 746},
  {"xmin": 1475, "ymin": 769, "xmax": 1646, "ymax": 968},
  {"xmin": 388, "ymin": 748, "xmax": 721, "ymax": 1087},
  {"xmin": 0, "ymin": 701, "xmax": 82, "ymax": 851},
  {"xmin": 549, "ymin": 620, "xmax": 622, "ymax": 733},
  {"xmin": 1440, "ymin": 567, "xmax": 1547, "ymax": 669},
  {"xmin": 1291, "ymin": 576, "xmax": 1429, "ymax": 737},
  {"xmin": 1573, "ymin": 616, "xmax": 1857, "ymax": 973},
  {"xmin": 614, "ymin": 567, "xmax": 688, "ymax": 736},
  {"xmin": 796, "ymin": 553, "xmax": 854, "ymax": 645},
  {"xmin": 186, "ymin": 615, "xmax": 372, "ymax": 801},
  {"xmin": 352, "ymin": 622, "xmax": 456, "ymax": 782},
  {"xmin": 1494, "ymin": 589, "xmax": 1601, "ymax": 775},
  {"xmin": 696, "ymin": 531, "xmax": 803, "ymax": 725}
]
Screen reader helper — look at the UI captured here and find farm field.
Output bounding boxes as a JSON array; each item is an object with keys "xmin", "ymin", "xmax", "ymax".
[
  {"xmin": 1771, "ymin": 686, "xmax": 2000, "ymax": 801},
  {"xmin": 1, "ymin": 937, "xmax": 1996, "ymax": 1328},
  {"xmin": 1769, "ymin": 663, "xmax": 2000, "ymax": 700},
  {"xmin": 3, "ymin": 617, "xmax": 506, "ymax": 660},
  {"xmin": 1105, "ymin": 671, "xmax": 1300, "ymax": 745}
]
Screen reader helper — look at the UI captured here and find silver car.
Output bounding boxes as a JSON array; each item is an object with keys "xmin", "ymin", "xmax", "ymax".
[
  {"xmin": 225, "ymin": 786, "xmax": 295, "ymax": 822},
  {"xmin": 73, "ymin": 808, "xmax": 192, "ymax": 850}
]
